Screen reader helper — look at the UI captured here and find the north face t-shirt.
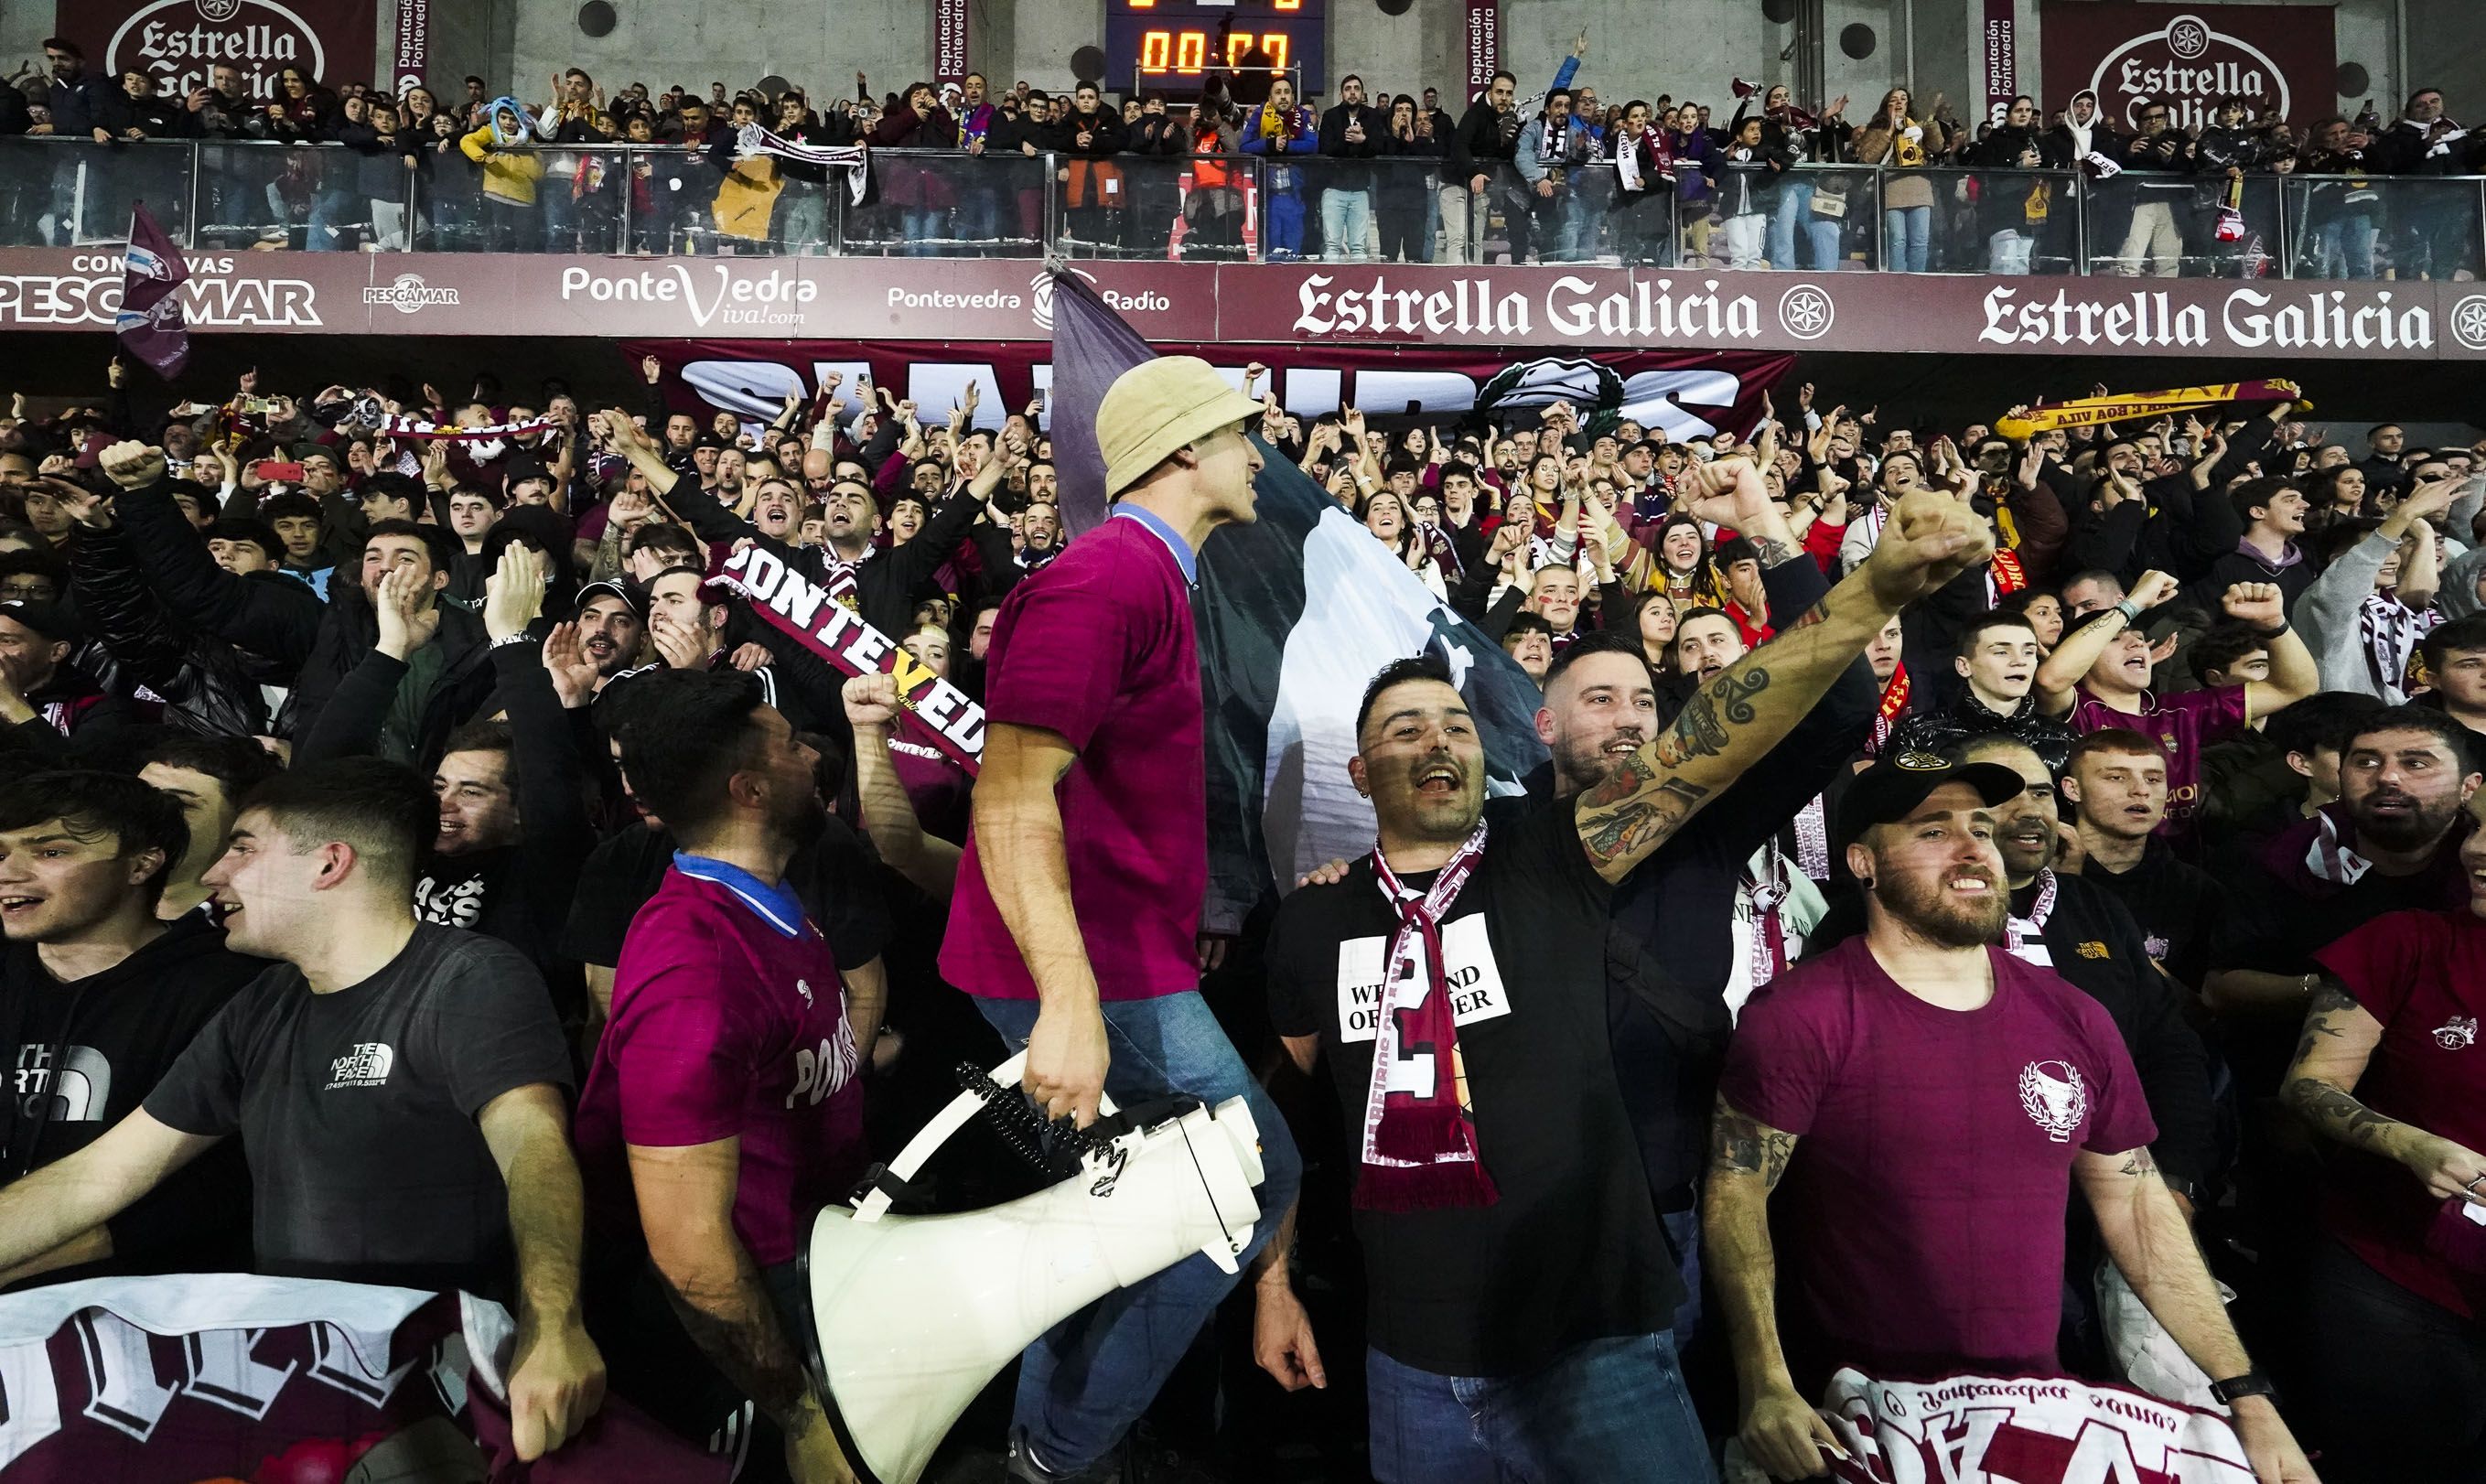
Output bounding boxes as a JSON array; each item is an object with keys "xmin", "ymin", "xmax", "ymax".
[
  {"xmin": 144, "ymin": 925, "xmax": 574, "ymax": 1297},
  {"xmin": 1721, "ymin": 936, "xmax": 2156, "ymax": 1385}
]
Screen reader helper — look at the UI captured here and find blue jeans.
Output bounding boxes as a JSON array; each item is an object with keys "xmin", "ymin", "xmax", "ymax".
[
  {"xmin": 540, "ymin": 177, "xmax": 578, "ymax": 251},
  {"xmin": 1882, "ymin": 203, "xmax": 1930, "ymax": 272},
  {"xmin": 1320, "ymin": 187, "xmax": 1372, "ymax": 262},
  {"xmin": 1365, "ymin": 1333, "xmax": 1716, "ymax": 1484},
  {"xmin": 1267, "ymin": 188, "xmax": 1306, "ymax": 259},
  {"xmin": 306, "ymin": 188, "xmax": 354, "ymax": 251},
  {"xmin": 2319, "ymin": 212, "xmax": 2376, "ymax": 279},
  {"xmin": 974, "ymin": 991, "xmax": 1301, "ymax": 1475},
  {"xmin": 1660, "ymin": 1207, "xmax": 1704, "ymax": 1351},
  {"xmin": 1770, "ymin": 179, "xmax": 1841, "ymax": 270},
  {"xmin": 901, "ymin": 206, "xmax": 942, "ymax": 256}
]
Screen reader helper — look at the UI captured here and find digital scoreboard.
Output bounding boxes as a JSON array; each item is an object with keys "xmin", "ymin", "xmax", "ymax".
[{"xmin": 1103, "ymin": 0, "xmax": 1328, "ymax": 94}]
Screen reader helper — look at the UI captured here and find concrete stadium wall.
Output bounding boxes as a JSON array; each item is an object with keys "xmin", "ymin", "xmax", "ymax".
[{"xmin": 33, "ymin": 0, "xmax": 2423, "ymax": 124}]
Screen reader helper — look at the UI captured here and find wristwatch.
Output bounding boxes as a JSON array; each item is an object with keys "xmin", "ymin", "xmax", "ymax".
[{"xmin": 2208, "ymin": 1371, "xmax": 2277, "ymax": 1407}]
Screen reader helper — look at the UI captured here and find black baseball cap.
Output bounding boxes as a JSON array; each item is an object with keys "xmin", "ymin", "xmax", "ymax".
[
  {"xmin": 575, "ymin": 576, "xmax": 646, "ymax": 621},
  {"xmin": 1835, "ymin": 750, "xmax": 2027, "ymax": 849},
  {"xmin": 0, "ymin": 598, "xmax": 80, "ymax": 646}
]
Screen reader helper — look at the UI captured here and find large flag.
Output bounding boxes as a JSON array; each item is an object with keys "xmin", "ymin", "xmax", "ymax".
[
  {"xmin": 1813, "ymin": 1368, "xmax": 2254, "ymax": 1483},
  {"xmin": 115, "ymin": 203, "xmax": 191, "ymax": 381},
  {"xmin": 0, "ymin": 1274, "xmax": 725, "ymax": 1480},
  {"xmin": 1045, "ymin": 267, "xmax": 1549, "ymax": 933}
]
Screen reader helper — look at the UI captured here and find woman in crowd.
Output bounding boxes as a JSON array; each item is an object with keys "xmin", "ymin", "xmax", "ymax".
[
  {"xmin": 1854, "ymin": 85, "xmax": 1949, "ymax": 272},
  {"xmin": 1609, "ymin": 100, "xmax": 1676, "ymax": 266},
  {"xmin": 1973, "ymin": 94, "xmax": 2053, "ymax": 274}
]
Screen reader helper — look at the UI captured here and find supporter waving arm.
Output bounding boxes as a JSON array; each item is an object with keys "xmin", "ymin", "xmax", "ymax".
[
  {"xmin": 96, "ymin": 441, "xmax": 324, "ymax": 669},
  {"xmin": 1573, "ymin": 465, "xmax": 1992, "ymax": 882},
  {"xmin": 2033, "ymin": 569, "xmax": 2178, "ymax": 715},
  {"xmin": 2222, "ymin": 582, "xmax": 2319, "ymax": 720},
  {"xmin": 842, "ymin": 672, "xmax": 962, "ymax": 900}
]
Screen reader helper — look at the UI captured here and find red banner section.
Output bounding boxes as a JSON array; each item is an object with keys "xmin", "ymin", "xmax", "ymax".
[
  {"xmin": 4, "ymin": 251, "xmax": 2482, "ymax": 361},
  {"xmin": 2038, "ymin": 1, "xmax": 2336, "ymax": 130},
  {"xmin": 56, "ymin": 0, "xmax": 380, "ymax": 102},
  {"xmin": 625, "ymin": 340, "xmax": 1795, "ymax": 446}
]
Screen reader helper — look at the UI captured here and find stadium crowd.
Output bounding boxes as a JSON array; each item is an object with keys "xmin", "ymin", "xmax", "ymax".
[
  {"xmin": 5, "ymin": 33, "xmax": 2481, "ymax": 274},
  {"xmin": 0, "ymin": 334, "xmax": 2483, "ymax": 1484}
]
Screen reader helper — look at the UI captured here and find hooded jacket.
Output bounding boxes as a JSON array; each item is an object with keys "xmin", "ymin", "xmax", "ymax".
[{"xmin": 0, "ymin": 915, "xmax": 262, "ymax": 1282}]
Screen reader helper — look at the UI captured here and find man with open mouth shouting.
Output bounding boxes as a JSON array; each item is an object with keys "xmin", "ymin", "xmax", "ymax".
[{"xmin": 1252, "ymin": 473, "xmax": 2002, "ymax": 1482}]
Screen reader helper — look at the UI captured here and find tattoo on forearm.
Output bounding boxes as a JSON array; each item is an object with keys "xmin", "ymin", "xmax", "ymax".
[
  {"xmin": 2288, "ymin": 980, "xmax": 2357, "ymax": 1065},
  {"xmin": 2282, "ymin": 1079, "xmax": 2406, "ymax": 1156},
  {"xmin": 1750, "ymin": 535, "xmax": 1802, "ymax": 569},
  {"xmin": 2118, "ymin": 1147, "xmax": 2158, "ymax": 1178},
  {"xmin": 1578, "ymin": 775, "xmax": 1711, "ymax": 866},
  {"xmin": 659, "ymin": 1267, "xmax": 814, "ymax": 1430},
  {"xmin": 1652, "ymin": 666, "xmax": 1770, "ymax": 768},
  {"xmin": 1711, "ymin": 1104, "xmax": 1797, "ymax": 1190}
]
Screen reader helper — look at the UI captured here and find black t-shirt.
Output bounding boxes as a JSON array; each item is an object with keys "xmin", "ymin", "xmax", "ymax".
[
  {"xmin": 143, "ymin": 924, "xmax": 574, "ymax": 1297},
  {"xmin": 2079, "ymin": 838, "xmax": 2225, "ymax": 993},
  {"xmin": 1266, "ymin": 796, "xmax": 1683, "ymax": 1377},
  {"xmin": 558, "ymin": 822, "xmax": 889, "ymax": 973}
]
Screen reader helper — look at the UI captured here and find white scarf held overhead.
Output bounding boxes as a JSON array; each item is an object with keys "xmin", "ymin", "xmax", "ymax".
[{"xmin": 736, "ymin": 123, "xmax": 873, "ymax": 204}]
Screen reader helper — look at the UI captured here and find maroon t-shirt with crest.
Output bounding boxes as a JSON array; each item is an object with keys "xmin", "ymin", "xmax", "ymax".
[{"xmin": 1720, "ymin": 937, "xmax": 2156, "ymax": 1385}]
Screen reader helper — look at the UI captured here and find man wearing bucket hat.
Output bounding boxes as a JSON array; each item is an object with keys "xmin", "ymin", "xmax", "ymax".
[{"xmin": 940, "ymin": 356, "xmax": 1300, "ymax": 1483}]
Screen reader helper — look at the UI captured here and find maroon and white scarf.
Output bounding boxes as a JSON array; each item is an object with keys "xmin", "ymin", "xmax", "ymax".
[
  {"xmin": 2005, "ymin": 867, "xmax": 2058, "ymax": 964},
  {"xmin": 1741, "ymin": 841, "xmax": 1803, "ymax": 990},
  {"xmin": 819, "ymin": 543, "xmax": 874, "ymax": 608},
  {"xmin": 2360, "ymin": 592, "xmax": 2437, "ymax": 704},
  {"xmin": 1359, "ymin": 822, "xmax": 1499, "ymax": 1211}
]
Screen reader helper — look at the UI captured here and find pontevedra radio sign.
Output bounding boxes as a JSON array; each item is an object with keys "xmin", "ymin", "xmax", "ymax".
[
  {"xmin": 54, "ymin": 0, "xmax": 377, "ymax": 102},
  {"xmin": 2039, "ymin": 2, "xmax": 2335, "ymax": 131}
]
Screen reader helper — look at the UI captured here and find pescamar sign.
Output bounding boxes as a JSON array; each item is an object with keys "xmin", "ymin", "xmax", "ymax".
[
  {"xmin": 2039, "ymin": 2, "xmax": 2335, "ymax": 131},
  {"xmin": 54, "ymin": 0, "xmax": 377, "ymax": 104}
]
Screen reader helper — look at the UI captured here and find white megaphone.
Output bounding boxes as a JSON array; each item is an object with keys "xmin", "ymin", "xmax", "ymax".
[{"xmin": 801, "ymin": 1051, "xmax": 1266, "ymax": 1484}]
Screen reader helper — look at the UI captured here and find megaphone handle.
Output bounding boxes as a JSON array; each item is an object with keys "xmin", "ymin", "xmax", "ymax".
[{"xmin": 853, "ymin": 1051, "xmax": 1119, "ymax": 1223}]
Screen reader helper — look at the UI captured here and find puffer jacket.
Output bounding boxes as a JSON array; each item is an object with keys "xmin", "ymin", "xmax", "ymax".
[{"xmin": 64, "ymin": 518, "xmax": 279, "ymax": 737}]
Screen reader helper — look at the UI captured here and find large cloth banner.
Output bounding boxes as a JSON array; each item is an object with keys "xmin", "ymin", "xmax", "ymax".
[
  {"xmin": 2038, "ymin": 1, "xmax": 2336, "ymax": 130},
  {"xmin": 623, "ymin": 340, "xmax": 1794, "ymax": 449},
  {"xmin": 0, "ymin": 1274, "xmax": 724, "ymax": 1481},
  {"xmin": 1801, "ymin": 1369, "xmax": 2255, "ymax": 1484},
  {"xmin": 55, "ymin": 0, "xmax": 379, "ymax": 102}
]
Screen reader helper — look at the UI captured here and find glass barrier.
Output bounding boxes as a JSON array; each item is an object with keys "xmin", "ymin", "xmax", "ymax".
[
  {"xmin": 2078, "ymin": 168, "xmax": 2291, "ymax": 278},
  {"xmin": 2281, "ymin": 173, "xmax": 2486, "ymax": 282},
  {"xmin": 1, "ymin": 137, "xmax": 2481, "ymax": 280},
  {"xmin": 1045, "ymin": 151, "xmax": 1259, "ymax": 262},
  {"xmin": 0, "ymin": 135, "xmax": 198, "ymax": 248},
  {"xmin": 1247, "ymin": 156, "xmax": 1461, "ymax": 265},
  {"xmin": 845, "ymin": 147, "xmax": 1043, "ymax": 258},
  {"xmin": 1910, "ymin": 167, "xmax": 2084, "ymax": 275}
]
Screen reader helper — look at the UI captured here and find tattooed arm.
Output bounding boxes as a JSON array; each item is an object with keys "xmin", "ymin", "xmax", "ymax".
[
  {"xmin": 1703, "ymin": 1097, "xmax": 1840, "ymax": 1482},
  {"xmin": 2284, "ymin": 977, "xmax": 2486, "ymax": 1203},
  {"xmin": 2076, "ymin": 1142, "xmax": 2318, "ymax": 1483},
  {"xmin": 1572, "ymin": 485, "xmax": 1994, "ymax": 882},
  {"xmin": 628, "ymin": 1138, "xmax": 856, "ymax": 1481}
]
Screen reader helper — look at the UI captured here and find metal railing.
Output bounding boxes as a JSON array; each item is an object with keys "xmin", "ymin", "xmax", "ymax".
[{"xmin": 2, "ymin": 137, "xmax": 2481, "ymax": 280}]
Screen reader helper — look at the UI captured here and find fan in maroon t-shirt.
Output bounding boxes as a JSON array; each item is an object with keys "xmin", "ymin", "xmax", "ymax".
[
  {"xmin": 2034, "ymin": 573, "xmax": 2319, "ymax": 842},
  {"xmin": 1706, "ymin": 752, "xmax": 2316, "ymax": 1484},
  {"xmin": 576, "ymin": 667, "xmax": 881, "ymax": 1484},
  {"xmin": 2285, "ymin": 813, "xmax": 2486, "ymax": 1482}
]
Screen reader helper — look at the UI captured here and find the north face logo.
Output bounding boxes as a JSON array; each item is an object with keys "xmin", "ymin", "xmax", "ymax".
[{"xmin": 327, "ymin": 1042, "xmax": 394, "ymax": 1089}]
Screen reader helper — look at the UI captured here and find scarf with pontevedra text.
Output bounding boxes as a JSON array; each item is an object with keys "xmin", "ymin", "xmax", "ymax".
[{"xmin": 1358, "ymin": 822, "xmax": 1499, "ymax": 1211}]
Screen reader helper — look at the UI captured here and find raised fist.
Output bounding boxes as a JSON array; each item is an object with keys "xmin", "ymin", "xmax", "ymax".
[{"xmin": 98, "ymin": 440, "xmax": 167, "ymax": 491}]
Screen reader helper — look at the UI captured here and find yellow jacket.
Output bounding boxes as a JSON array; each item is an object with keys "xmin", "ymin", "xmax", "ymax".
[{"xmin": 459, "ymin": 125, "xmax": 546, "ymax": 206}]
